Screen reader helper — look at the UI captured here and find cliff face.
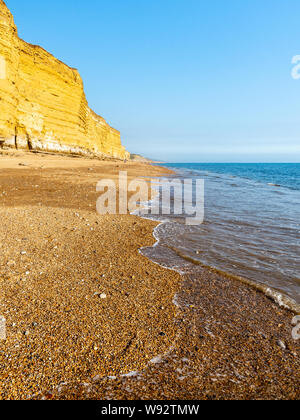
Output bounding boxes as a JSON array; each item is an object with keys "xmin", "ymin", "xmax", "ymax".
[{"xmin": 0, "ymin": 1, "xmax": 129, "ymax": 159}]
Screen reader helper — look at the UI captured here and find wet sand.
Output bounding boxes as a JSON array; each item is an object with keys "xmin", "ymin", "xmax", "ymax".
[{"xmin": 0, "ymin": 150, "xmax": 299, "ymax": 400}]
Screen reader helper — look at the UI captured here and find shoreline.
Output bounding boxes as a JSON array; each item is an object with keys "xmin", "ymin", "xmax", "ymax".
[
  {"xmin": 168, "ymin": 245, "xmax": 300, "ymax": 315},
  {"xmin": 0, "ymin": 151, "xmax": 299, "ymax": 400},
  {"xmin": 147, "ymin": 163, "xmax": 300, "ymax": 314}
]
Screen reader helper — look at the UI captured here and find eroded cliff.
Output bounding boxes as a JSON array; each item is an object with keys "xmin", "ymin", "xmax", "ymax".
[{"xmin": 0, "ymin": 0, "xmax": 129, "ymax": 159}]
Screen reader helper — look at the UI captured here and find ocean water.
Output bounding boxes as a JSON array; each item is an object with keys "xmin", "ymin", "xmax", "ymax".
[{"xmin": 139, "ymin": 163, "xmax": 300, "ymax": 307}]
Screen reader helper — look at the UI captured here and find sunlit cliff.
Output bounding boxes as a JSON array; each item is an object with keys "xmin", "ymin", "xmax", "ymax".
[{"xmin": 0, "ymin": 0, "xmax": 129, "ymax": 159}]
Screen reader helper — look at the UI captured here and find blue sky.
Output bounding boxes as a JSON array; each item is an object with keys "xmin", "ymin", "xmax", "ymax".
[{"xmin": 6, "ymin": 0, "xmax": 300, "ymax": 162}]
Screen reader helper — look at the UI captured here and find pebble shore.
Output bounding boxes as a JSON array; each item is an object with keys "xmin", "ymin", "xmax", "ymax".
[{"xmin": 0, "ymin": 151, "xmax": 299, "ymax": 400}]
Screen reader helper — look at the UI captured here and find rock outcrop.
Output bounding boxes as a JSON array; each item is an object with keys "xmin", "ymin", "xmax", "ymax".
[{"xmin": 0, "ymin": 0, "xmax": 129, "ymax": 159}]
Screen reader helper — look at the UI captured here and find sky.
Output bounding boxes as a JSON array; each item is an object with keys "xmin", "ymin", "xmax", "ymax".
[{"xmin": 5, "ymin": 0, "xmax": 300, "ymax": 162}]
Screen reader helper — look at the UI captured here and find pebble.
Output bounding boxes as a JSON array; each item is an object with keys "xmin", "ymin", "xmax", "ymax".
[
  {"xmin": 94, "ymin": 292, "xmax": 107, "ymax": 299},
  {"xmin": 276, "ymin": 340, "xmax": 287, "ymax": 350}
]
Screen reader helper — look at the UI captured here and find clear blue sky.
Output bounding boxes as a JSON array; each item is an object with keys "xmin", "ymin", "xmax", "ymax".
[{"xmin": 6, "ymin": 0, "xmax": 300, "ymax": 162}]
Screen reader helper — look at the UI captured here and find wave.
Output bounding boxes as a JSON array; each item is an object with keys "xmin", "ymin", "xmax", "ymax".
[
  {"xmin": 133, "ymin": 166, "xmax": 300, "ymax": 315},
  {"xmin": 166, "ymin": 245, "xmax": 300, "ymax": 314}
]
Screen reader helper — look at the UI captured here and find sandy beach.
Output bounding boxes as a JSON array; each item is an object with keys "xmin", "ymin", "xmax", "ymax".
[{"xmin": 0, "ymin": 151, "xmax": 299, "ymax": 400}]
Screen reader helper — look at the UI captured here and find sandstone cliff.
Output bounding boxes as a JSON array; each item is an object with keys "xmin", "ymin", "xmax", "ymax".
[{"xmin": 0, "ymin": 1, "xmax": 129, "ymax": 159}]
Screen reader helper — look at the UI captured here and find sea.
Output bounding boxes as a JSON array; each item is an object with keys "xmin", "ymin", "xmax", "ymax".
[{"xmin": 137, "ymin": 163, "xmax": 300, "ymax": 309}]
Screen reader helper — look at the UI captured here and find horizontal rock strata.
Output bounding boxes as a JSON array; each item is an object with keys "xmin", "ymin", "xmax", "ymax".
[{"xmin": 0, "ymin": 0, "xmax": 129, "ymax": 159}]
